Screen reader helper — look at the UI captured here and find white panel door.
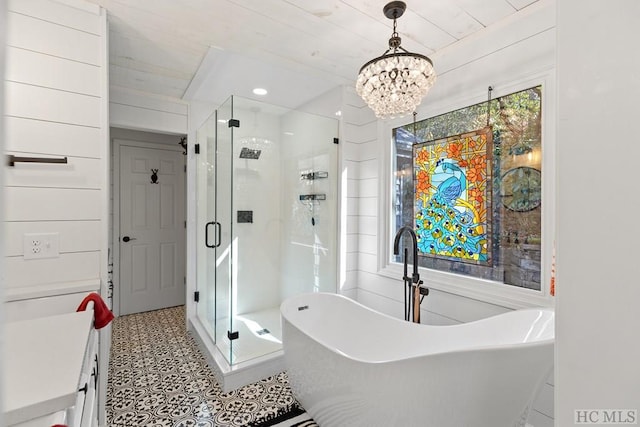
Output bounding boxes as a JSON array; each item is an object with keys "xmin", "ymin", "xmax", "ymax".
[{"xmin": 119, "ymin": 145, "xmax": 185, "ymax": 315}]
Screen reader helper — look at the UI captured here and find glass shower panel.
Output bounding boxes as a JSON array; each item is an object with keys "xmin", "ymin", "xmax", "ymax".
[
  {"xmin": 229, "ymin": 97, "xmax": 289, "ymax": 365},
  {"xmin": 280, "ymin": 110, "xmax": 339, "ymax": 301},
  {"xmin": 196, "ymin": 113, "xmax": 216, "ymax": 341},
  {"xmin": 215, "ymin": 96, "xmax": 235, "ymax": 364},
  {"xmin": 195, "ymin": 94, "xmax": 339, "ymax": 369}
]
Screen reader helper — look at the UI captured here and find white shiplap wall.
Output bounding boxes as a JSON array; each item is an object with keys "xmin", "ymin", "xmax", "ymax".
[
  {"xmin": 341, "ymin": 1, "xmax": 556, "ymax": 425},
  {"xmin": 340, "ymin": 88, "xmax": 378, "ymax": 301},
  {"xmin": 110, "ymin": 86, "xmax": 188, "ymax": 135},
  {"xmin": 0, "ymin": 4, "xmax": 7, "ymax": 425},
  {"xmin": 3, "ymin": 0, "xmax": 110, "ymax": 424},
  {"xmin": 4, "ymin": 0, "xmax": 108, "ymax": 305}
]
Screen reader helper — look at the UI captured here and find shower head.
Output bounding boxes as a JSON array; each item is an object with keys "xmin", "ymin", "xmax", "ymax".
[{"xmin": 239, "ymin": 147, "xmax": 261, "ymax": 159}]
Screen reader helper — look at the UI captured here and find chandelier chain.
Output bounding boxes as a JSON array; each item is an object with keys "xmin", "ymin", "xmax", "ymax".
[{"xmin": 486, "ymin": 85, "xmax": 493, "ymax": 127}]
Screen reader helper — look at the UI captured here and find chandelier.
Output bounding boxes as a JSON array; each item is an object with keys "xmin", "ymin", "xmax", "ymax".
[{"xmin": 356, "ymin": 1, "xmax": 436, "ymax": 119}]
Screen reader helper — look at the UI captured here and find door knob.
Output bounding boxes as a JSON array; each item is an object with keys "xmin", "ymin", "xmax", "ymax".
[{"xmin": 122, "ymin": 236, "xmax": 136, "ymax": 242}]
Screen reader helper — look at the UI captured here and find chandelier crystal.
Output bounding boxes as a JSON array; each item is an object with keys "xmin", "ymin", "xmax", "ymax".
[{"xmin": 356, "ymin": 1, "xmax": 436, "ymax": 119}]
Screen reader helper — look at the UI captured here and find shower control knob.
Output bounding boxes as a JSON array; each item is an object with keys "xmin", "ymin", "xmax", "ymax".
[{"xmin": 122, "ymin": 236, "xmax": 136, "ymax": 242}]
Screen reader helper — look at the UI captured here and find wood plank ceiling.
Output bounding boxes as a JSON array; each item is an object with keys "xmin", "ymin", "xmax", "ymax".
[{"xmin": 84, "ymin": 0, "xmax": 539, "ymax": 107}]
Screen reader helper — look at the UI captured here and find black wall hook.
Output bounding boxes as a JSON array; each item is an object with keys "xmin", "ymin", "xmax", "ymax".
[{"xmin": 151, "ymin": 169, "xmax": 159, "ymax": 184}]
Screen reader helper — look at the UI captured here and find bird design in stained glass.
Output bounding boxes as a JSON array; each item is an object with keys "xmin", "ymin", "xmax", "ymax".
[{"xmin": 413, "ymin": 130, "xmax": 490, "ymax": 264}]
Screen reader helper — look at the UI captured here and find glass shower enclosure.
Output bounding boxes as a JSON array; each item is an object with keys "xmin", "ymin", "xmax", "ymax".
[{"xmin": 195, "ymin": 95, "xmax": 338, "ymax": 383}]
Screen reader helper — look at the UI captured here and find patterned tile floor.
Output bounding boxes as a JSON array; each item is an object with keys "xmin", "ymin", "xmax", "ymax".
[{"xmin": 107, "ymin": 305, "xmax": 300, "ymax": 426}]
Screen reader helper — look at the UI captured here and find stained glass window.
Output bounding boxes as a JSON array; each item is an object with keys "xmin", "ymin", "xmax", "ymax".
[
  {"xmin": 393, "ymin": 86, "xmax": 542, "ymax": 290},
  {"xmin": 413, "ymin": 128, "xmax": 493, "ymax": 264}
]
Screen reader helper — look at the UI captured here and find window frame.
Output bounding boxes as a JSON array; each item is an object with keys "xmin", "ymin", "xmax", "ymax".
[{"xmin": 377, "ymin": 72, "xmax": 556, "ymax": 309}]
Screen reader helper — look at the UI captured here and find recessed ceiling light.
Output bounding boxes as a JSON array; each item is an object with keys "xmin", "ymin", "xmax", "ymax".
[{"xmin": 253, "ymin": 88, "xmax": 268, "ymax": 96}]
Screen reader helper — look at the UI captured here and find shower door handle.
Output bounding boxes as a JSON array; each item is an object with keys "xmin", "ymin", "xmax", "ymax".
[
  {"xmin": 205, "ymin": 221, "xmax": 216, "ymax": 248},
  {"xmin": 215, "ymin": 222, "xmax": 221, "ymax": 248},
  {"xmin": 205, "ymin": 221, "xmax": 222, "ymax": 248}
]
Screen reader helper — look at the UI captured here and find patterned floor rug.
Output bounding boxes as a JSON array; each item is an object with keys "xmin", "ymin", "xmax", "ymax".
[
  {"xmin": 108, "ymin": 305, "xmax": 319, "ymax": 426},
  {"xmin": 248, "ymin": 403, "xmax": 318, "ymax": 427}
]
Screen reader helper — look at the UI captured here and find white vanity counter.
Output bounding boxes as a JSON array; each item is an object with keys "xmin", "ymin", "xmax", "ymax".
[{"xmin": 3, "ymin": 310, "xmax": 94, "ymax": 426}]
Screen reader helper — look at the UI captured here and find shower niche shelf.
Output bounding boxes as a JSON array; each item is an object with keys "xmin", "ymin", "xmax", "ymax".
[
  {"xmin": 299, "ymin": 194, "xmax": 326, "ymax": 201},
  {"xmin": 301, "ymin": 171, "xmax": 328, "ymax": 180}
]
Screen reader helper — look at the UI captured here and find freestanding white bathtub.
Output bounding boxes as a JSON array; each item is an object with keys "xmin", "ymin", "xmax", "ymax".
[{"xmin": 281, "ymin": 292, "xmax": 554, "ymax": 427}]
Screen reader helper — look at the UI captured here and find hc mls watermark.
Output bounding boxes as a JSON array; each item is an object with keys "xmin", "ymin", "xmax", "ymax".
[{"xmin": 575, "ymin": 409, "xmax": 637, "ymax": 424}]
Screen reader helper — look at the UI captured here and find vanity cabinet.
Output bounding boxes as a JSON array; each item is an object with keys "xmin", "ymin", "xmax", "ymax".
[
  {"xmin": 3, "ymin": 310, "xmax": 99, "ymax": 427},
  {"xmin": 79, "ymin": 330, "xmax": 100, "ymax": 427}
]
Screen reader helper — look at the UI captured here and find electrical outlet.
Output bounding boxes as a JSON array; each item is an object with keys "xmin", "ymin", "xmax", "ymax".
[{"xmin": 23, "ymin": 233, "xmax": 60, "ymax": 260}]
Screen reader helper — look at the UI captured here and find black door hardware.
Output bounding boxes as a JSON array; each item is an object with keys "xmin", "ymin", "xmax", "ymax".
[{"xmin": 205, "ymin": 222, "xmax": 221, "ymax": 248}]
